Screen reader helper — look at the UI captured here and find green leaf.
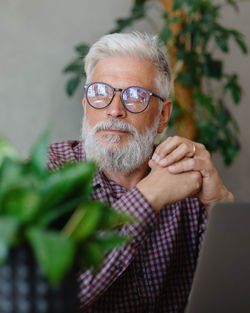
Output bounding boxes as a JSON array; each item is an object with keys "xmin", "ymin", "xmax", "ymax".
[
  {"xmin": 75, "ymin": 44, "xmax": 89, "ymax": 57},
  {"xmin": 27, "ymin": 228, "xmax": 75, "ymax": 285},
  {"xmin": 0, "ymin": 159, "xmax": 28, "ymax": 209},
  {"xmin": 29, "ymin": 130, "xmax": 50, "ymax": 177},
  {"xmin": 171, "ymin": 16, "xmax": 180, "ymax": 23},
  {"xmin": 233, "ymin": 34, "xmax": 248, "ymax": 54},
  {"xmin": 66, "ymin": 76, "xmax": 81, "ymax": 97},
  {"xmin": 39, "ymin": 162, "xmax": 96, "ymax": 212},
  {"xmin": 224, "ymin": 73, "xmax": 242, "ymax": 104},
  {"xmin": 110, "ymin": 2, "xmax": 146, "ymax": 33},
  {"xmin": 196, "ymin": 120, "xmax": 220, "ymax": 152},
  {"xmin": 3, "ymin": 189, "xmax": 40, "ymax": 222},
  {"xmin": 218, "ymin": 128, "xmax": 240, "ymax": 166},
  {"xmin": 37, "ymin": 195, "xmax": 88, "ymax": 228},
  {"xmin": 63, "ymin": 200, "xmax": 132, "ymax": 242},
  {"xmin": 81, "ymin": 241, "xmax": 104, "ymax": 269},
  {"xmin": 177, "ymin": 70, "xmax": 198, "ymax": 86},
  {"xmin": 159, "ymin": 22, "xmax": 173, "ymax": 43},
  {"xmin": 80, "ymin": 233, "xmax": 128, "ymax": 269},
  {"xmin": 194, "ymin": 90, "xmax": 215, "ymax": 115},
  {"xmin": 63, "ymin": 62, "xmax": 83, "ymax": 74},
  {"xmin": 63, "ymin": 203, "xmax": 103, "ymax": 241},
  {"xmin": 173, "ymin": 0, "xmax": 185, "ymax": 11},
  {"xmin": 135, "ymin": 0, "xmax": 148, "ymax": 5},
  {"xmin": 98, "ymin": 203, "xmax": 133, "ymax": 230},
  {"xmin": 225, "ymin": 0, "xmax": 239, "ymax": 12},
  {"xmin": 0, "ymin": 217, "xmax": 20, "ymax": 262},
  {"xmin": 168, "ymin": 98, "xmax": 180, "ymax": 128},
  {"xmin": 193, "ymin": 31, "xmax": 202, "ymax": 49},
  {"xmin": 215, "ymin": 33, "xmax": 229, "ymax": 52},
  {"xmin": 202, "ymin": 54, "xmax": 223, "ymax": 79},
  {"xmin": 183, "ymin": 0, "xmax": 201, "ymax": 14},
  {"xmin": 216, "ymin": 100, "xmax": 231, "ymax": 127},
  {"xmin": 0, "ymin": 155, "xmax": 41, "ymax": 222},
  {"xmin": 0, "ymin": 137, "xmax": 19, "ymax": 167},
  {"xmin": 94, "ymin": 232, "xmax": 128, "ymax": 251}
]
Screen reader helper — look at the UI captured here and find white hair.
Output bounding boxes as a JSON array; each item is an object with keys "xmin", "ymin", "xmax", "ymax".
[{"xmin": 84, "ymin": 32, "xmax": 172, "ymax": 100}]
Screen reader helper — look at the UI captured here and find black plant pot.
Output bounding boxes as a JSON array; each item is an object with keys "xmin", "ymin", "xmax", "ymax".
[{"xmin": 0, "ymin": 245, "xmax": 79, "ymax": 313}]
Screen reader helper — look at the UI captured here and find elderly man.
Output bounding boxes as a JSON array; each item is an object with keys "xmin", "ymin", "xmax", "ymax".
[{"xmin": 48, "ymin": 32, "xmax": 233, "ymax": 313}]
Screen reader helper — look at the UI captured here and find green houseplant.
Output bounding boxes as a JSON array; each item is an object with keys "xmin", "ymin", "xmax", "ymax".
[
  {"xmin": 63, "ymin": 0, "xmax": 248, "ymax": 166},
  {"xmin": 0, "ymin": 134, "xmax": 130, "ymax": 313}
]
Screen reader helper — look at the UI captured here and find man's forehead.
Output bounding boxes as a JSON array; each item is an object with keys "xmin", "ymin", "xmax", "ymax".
[{"xmin": 91, "ymin": 55, "xmax": 157, "ymax": 90}]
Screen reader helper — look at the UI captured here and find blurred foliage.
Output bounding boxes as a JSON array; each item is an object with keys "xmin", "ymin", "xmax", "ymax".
[
  {"xmin": 63, "ymin": 0, "xmax": 248, "ymax": 165},
  {"xmin": 0, "ymin": 135, "xmax": 131, "ymax": 286}
]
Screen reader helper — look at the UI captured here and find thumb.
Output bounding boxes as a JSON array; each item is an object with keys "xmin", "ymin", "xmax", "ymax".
[{"xmin": 148, "ymin": 159, "xmax": 157, "ymax": 169}]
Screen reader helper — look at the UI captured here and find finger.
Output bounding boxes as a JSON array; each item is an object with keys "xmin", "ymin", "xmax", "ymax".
[
  {"xmin": 168, "ymin": 157, "xmax": 202, "ymax": 174},
  {"xmin": 156, "ymin": 136, "xmax": 198, "ymax": 161},
  {"xmin": 158, "ymin": 142, "xmax": 195, "ymax": 167},
  {"xmin": 152, "ymin": 136, "xmax": 175, "ymax": 163},
  {"xmin": 148, "ymin": 159, "xmax": 156, "ymax": 169}
]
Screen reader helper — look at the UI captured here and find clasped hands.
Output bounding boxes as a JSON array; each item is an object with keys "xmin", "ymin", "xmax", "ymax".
[{"xmin": 136, "ymin": 136, "xmax": 234, "ymax": 211}]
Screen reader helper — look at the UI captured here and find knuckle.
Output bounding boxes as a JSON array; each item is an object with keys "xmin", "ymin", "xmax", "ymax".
[
  {"xmin": 204, "ymin": 150, "xmax": 211, "ymax": 160},
  {"xmin": 198, "ymin": 143, "xmax": 206, "ymax": 150},
  {"xmin": 192, "ymin": 171, "xmax": 200, "ymax": 180},
  {"xmin": 192, "ymin": 171, "xmax": 202, "ymax": 181},
  {"xmin": 192, "ymin": 172, "xmax": 202, "ymax": 191},
  {"xmin": 172, "ymin": 135, "xmax": 180, "ymax": 143},
  {"xmin": 167, "ymin": 155, "xmax": 175, "ymax": 163},
  {"xmin": 181, "ymin": 143, "xmax": 188, "ymax": 151}
]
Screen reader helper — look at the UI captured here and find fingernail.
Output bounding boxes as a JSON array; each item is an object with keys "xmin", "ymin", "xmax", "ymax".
[
  {"xmin": 152, "ymin": 153, "xmax": 157, "ymax": 161},
  {"xmin": 154, "ymin": 154, "xmax": 160, "ymax": 163},
  {"xmin": 168, "ymin": 165, "xmax": 176, "ymax": 171},
  {"xmin": 159, "ymin": 159, "xmax": 167, "ymax": 166}
]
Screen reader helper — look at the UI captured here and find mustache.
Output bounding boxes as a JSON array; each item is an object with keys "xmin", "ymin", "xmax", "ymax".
[{"xmin": 93, "ymin": 119, "xmax": 137, "ymax": 136}]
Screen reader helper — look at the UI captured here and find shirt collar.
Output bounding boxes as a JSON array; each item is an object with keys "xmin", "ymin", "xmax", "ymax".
[{"xmin": 92, "ymin": 170, "xmax": 114, "ymax": 195}]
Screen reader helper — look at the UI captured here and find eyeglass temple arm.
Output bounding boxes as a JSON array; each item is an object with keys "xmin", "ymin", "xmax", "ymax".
[{"xmin": 151, "ymin": 92, "xmax": 165, "ymax": 102}]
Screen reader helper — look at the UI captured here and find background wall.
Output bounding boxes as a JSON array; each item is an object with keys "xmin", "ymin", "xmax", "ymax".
[{"xmin": 1, "ymin": 0, "xmax": 249, "ymax": 200}]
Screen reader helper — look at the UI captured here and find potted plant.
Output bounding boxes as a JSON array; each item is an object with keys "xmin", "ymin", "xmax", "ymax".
[
  {"xmin": 0, "ymin": 133, "xmax": 130, "ymax": 313},
  {"xmin": 63, "ymin": 0, "xmax": 248, "ymax": 166}
]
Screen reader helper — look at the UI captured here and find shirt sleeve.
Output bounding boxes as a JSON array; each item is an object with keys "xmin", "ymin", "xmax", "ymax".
[{"xmin": 78, "ymin": 186, "xmax": 158, "ymax": 310}]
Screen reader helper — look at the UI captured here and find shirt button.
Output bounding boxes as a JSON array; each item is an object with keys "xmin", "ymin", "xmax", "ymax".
[
  {"xmin": 146, "ymin": 225, "xmax": 153, "ymax": 233},
  {"xmin": 114, "ymin": 264, "xmax": 123, "ymax": 272}
]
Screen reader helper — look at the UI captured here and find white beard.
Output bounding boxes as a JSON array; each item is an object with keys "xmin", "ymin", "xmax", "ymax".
[{"xmin": 81, "ymin": 115, "xmax": 160, "ymax": 174}]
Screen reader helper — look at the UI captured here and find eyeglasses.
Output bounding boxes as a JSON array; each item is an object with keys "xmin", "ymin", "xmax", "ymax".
[{"xmin": 84, "ymin": 82, "xmax": 165, "ymax": 114}]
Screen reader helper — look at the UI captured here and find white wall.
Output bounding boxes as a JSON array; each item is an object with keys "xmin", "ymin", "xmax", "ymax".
[
  {"xmin": 1, "ymin": 0, "xmax": 250, "ymax": 200},
  {"xmin": 0, "ymin": 0, "xmax": 131, "ymax": 155}
]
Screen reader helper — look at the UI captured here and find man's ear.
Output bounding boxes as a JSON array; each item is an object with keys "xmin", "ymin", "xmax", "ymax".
[
  {"xmin": 82, "ymin": 97, "xmax": 86, "ymax": 110},
  {"xmin": 157, "ymin": 99, "xmax": 173, "ymax": 134}
]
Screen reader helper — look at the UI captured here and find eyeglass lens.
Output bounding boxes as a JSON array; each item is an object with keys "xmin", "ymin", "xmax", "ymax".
[{"xmin": 86, "ymin": 83, "xmax": 150, "ymax": 113}]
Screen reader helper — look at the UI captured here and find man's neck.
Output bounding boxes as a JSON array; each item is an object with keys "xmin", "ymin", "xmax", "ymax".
[{"xmin": 103, "ymin": 159, "xmax": 150, "ymax": 190}]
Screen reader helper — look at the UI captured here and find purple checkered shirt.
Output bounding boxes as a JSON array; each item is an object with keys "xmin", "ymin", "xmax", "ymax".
[{"xmin": 48, "ymin": 140, "xmax": 207, "ymax": 313}]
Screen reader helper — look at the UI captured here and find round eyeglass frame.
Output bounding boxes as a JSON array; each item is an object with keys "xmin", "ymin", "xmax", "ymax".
[{"xmin": 84, "ymin": 82, "xmax": 165, "ymax": 114}]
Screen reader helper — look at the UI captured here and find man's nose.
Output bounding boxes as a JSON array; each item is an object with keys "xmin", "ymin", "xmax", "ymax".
[{"xmin": 106, "ymin": 93, "xmax": 127, "ymax": 118}]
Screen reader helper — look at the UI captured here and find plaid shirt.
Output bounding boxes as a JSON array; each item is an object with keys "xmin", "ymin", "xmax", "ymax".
[{"xmin": 48, "ymin": 140, "xmax": 207, "ymax": 313}]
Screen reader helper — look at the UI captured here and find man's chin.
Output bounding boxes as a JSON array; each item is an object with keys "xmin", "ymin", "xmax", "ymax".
[{"xmin": 97, "ymin": 136, "xmax": 130, "ymax": 151}]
